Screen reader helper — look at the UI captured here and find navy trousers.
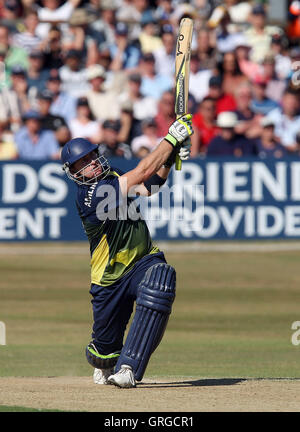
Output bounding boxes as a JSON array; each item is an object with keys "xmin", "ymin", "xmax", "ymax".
[{"xmin": 89, "ymin": 251, "xmax": 167, "ymax": 355}]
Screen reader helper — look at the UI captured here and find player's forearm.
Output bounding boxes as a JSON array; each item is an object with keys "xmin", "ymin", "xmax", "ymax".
[{"xmin": 135, "ymin": 139, "xmax": 173, "ymax": 183}]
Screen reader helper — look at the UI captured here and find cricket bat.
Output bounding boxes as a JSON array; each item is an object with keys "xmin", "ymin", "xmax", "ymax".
[{"xmin": 175, "ymin": 18, "xmax": 193, "ymax": 171}]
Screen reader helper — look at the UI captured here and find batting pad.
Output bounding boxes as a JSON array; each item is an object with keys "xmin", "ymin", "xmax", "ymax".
[{"xmin": 115, "ymin": 263, "xmax": 176, "ymax": 381}]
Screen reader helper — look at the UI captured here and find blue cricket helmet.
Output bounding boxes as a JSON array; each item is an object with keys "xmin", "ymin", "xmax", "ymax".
[
  {"xmin": 61, "ymin": 137, "xmax": 98, "ymax": 167},
  {"xmin": 61, "ymin": 137, "xmax": 110, "ymax": 185}
]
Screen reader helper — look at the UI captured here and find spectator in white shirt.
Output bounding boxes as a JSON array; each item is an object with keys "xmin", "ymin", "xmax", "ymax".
[
  {"xmin": 266, "ymin": 88, "xmax": 300, "ymax": 151},
  {"xmin": 59, "ymin": 49, "xmax": 90, "ymax": 98},
  {"xmin": 36, "ymin": 0, "xmax": 81, "ymax": 39},
  {"xmin": 153, "ymin": 24, "xmax": 175, "ymax": 81}
]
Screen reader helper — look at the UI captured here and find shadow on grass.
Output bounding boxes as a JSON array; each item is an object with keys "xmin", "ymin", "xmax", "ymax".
[{"xmin": 139, "ymin": 378, "xmax": 246, "ymax": 389}]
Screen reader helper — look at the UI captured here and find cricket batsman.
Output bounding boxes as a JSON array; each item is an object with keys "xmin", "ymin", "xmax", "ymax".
[{"xmin": 61, "ymin": 114, "xmax": 193, "ymax": 388}]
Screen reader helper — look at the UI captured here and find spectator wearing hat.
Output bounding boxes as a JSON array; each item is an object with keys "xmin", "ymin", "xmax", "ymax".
[
  {"xmin": 98, "ymin": 119, "xmax": 132, "ymax": 159},
  {"xmin": 59, "ymin": 49, "xmax": 90, "ymax": 98},
  {"xmin": 153, "ymin": 24, "xmax": 175, "ymax": 81},
  {"xmin": 138, "ymin": 10, "xmax": 163, "ymax": 54},
  {"xmin": 244, "ymin": 4, "xmax": 283, "ymax": 63},
  {"xmin": 118, "ymin": 73, "xmax": 157, "ymax": 123},
  {"xmin": 109, "ymin": 22, "xmax": 141, "ymax": 72},
  {"xmin": 37, "ymin": 89, "xmax": 70, "ymax": 147},
  {"xmin": 131, "ymin": 117, "xmax": 161, "ymax": 159},
  {"xmin": 69, "ymin": 97, "xmax": 101, "ymax": 144},
  {"xmin": 85, "ymin": 64, "xmax": 121, "ymax": 123},
  {"xmin": 255, "ymin": 117, "xmax": 287, "ymax": 158},
  {"xmin": 206, "ymin": 75, "xmax": 237, "ymax": 115},
  {"xmin": 265, "ymin": 88, "xmax": 300, "ymax": 151},
  {"xmin": 46, "ymin": 74, "xmax": 77, "ymax": 125},
  {"xmin": 138, "ymin": 52, "xmax": 173, "ymax": 101},
  {"xmin": 14, "ymin": 109, "xmax": 60, "ymax": 160},
  {"xmin": 36, "ymin": 0, "xmax": 82, "ymax": 40},
  {"xmin": 207, "ymin": 111, "xmax": 257, "ymax": 156},
  {"xmin": 12, "ymin": 8, "xmax": 42, "ymax": 55},
  {"xmin": 192, "ymin": 96, "xmax": 219, "ymax": 155},
  {"xmin": 250, "ymin": 76, "xmax": 279, "ymax": 116}
]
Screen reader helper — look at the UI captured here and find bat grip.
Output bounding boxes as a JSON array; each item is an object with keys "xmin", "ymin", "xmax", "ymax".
[{"xmin": 175, "ymin": 154, "xmax": 182, "ymax": 171}]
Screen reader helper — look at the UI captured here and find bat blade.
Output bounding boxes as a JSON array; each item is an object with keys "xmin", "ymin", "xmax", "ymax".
[{"xmin": 175, "ymin": 18, "xmax": 193, "ymax": 171}]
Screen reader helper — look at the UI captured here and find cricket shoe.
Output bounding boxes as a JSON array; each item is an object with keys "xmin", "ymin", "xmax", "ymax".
[
  {"xmin": 107, "ymin": 365, "xmax": 136, "ymax": 388},
  {"xmin": 93, "ymin": 367, "xmax": 114, "ymax": 385}
]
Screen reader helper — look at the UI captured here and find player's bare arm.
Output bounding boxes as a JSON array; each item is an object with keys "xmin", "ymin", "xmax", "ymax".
[{"xmin": 119, "ymin": 114, "xmax": 194, "ymax": 197}]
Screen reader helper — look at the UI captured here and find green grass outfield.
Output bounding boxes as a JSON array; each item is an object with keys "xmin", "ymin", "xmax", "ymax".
[{"xmin": 0, "ymin": 242, "xmax": 300, "ymax": 381}]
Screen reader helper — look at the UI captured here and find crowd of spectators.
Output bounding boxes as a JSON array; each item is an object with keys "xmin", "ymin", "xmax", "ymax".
[{"xmin": 0, "ymin": 0, "xmax": 300, "ymax": 161}]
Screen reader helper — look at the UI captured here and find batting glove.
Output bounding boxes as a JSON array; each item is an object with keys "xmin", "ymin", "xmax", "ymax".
[
  {"xmin": 165, "ymin": 114, "xmax": 194, "ymax": 147},
  {"xmin": 178, "ymin": 139, "xmax": 191, "ymax": 161}
]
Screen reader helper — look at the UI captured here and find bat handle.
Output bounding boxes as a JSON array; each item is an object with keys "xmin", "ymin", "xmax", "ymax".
[{"xmin": 175, "ymin": 154, "xmax": 182, "ymax": 171}]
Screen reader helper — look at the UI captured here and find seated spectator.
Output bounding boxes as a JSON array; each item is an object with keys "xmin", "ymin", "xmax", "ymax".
[
  {"xmin": 1, "ymin": 0, "xmax": 23, "ymax": 34},
  {"xmin": 266, "ymin": 88, "xmax": 300, "ymax": 151},
  {"xmin": 195, "ymin": 26, "xmax": 218, "ymax": 71},
  {"xmin": 244, "ymin": 4, "xmax": 282, "ymax": 64},
  {"xmin": 42, "ymin": 26, "xmax": 64, "ymax": 70},
  {"xmin": 153, "ymin": 24, "xmax": 175, "ymax": 81},
  {"xmin": 98, "ymin": 119, "xmax": 132, "ymax": 159},
  {"xmin": 109, "ymin": 22, "xmax": 141, "ymax": 72},
  {"xmin": 250, "ymin": 77, "xmax": 279, "ymax": 116},
  {"xmin": 12, "ymin": 8, "xmax": 42, "ymax": 55},
  {"xmin": 118, "ymin": 73, "xmax": 157, "ymax": 121},
  {"xmin": 270, "ymin": 33, "xmax": 292, "ymax": 81},
  {"xmin": 37, "ymin": 89, "xmax": 71, "ymax": 147},
  {"xmin": 218, "ymin": 51, "xmax": 248, "ymax": 96},
  {"xmin": 0, "ymin": 121, "xmax": 18, "ymax": 160},
  {"xmin": 192, "ymin": 97, "xmax": 219, "ymax": 155},
  {"xmin": 0, "ymin": 65, "xmax": 31, "ymax": 131},
  {"xmin": 189, "ymin": 52, "xmax": 212, "ymax": 103},
  {"xmin": 90, "ymin": 0, "xmax": 119, "ymax": 52},
  {"xmin": 154, "ymin": 0, "xmax": 174, "ymax": 23},
  {"xmin": 131, "ymin": 117, "xmax": 160, "ymax": 159},
  {"xmin": 154, "ymin": 90, "xmax": 176, "ymax": 138},
  {"xmin": 206, "ymin": 75, "xmax": 237, "ymax": 115},
  {"xmin": 69, "ymin": 97, "xmax": 101, "ymax": 144},
  {"xmin": 26, "ymin": 51, "xmax": 50, "ymax": 98},
  {"xmin": 262, "ymin": 54, "xmax": 287, "ymax": 103},
  {"xmin": 207, "ymin": 111, "xmax": 257, "ymax": 157},
  {"xmin": 46, "ymin": 74, "xmax": 77, "ymax": 125},
  {"xmin": 59, "ymin": 49, "xmax": 89, "ymax": 98},
  {"xmin": 14, "ymin": 109, "xmax": 60, "ymax": 160},
  {"xmin": 0, "ymin": 24, "xmax": 28, "ymax": 77},
  {"xmin": 138, "ymin": 10, "xmax": 163, "ymax": 54},
  {"xmin": 85, "ymin": 64, "xmax": 121, "ymax": 122},
  {"xmin": 139, "ymin": 52, "xmax": 173, "ymax": 101},
  {"xmin": 233, "ymin": 82, "xmax": 262, "ymax": 139},
  {"xmin": 255, "ymin": 117, "xmax": 288, "ymax": 158}
]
